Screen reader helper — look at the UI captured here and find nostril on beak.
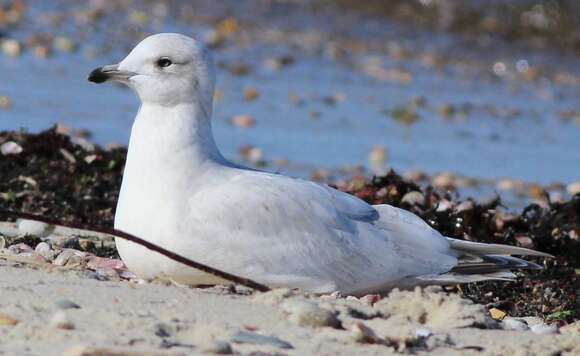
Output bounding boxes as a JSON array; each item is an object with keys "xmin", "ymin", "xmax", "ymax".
[{"xmin": 88, "ymin": 67, "xmax": 108, "ymax": 83}]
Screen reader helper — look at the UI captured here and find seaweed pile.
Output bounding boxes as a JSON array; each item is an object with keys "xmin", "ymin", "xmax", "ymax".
[
  {"xmin": 0, "ymin": 128, "xmax": 578, "ymax": 322},
  {"xmin": 339, "ymin": 171, "xmax": 579, "ymax": 323}
]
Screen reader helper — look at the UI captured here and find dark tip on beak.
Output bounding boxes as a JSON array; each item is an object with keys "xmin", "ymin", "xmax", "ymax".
[{"xmin": 88, "ymin": 67, "xmax": 109, "ymax": 83}]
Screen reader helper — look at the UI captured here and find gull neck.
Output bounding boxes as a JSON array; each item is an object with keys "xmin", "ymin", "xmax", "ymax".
[{"xmin": 130, "ymin": 102, "xmax": 227, "ymax": 166}]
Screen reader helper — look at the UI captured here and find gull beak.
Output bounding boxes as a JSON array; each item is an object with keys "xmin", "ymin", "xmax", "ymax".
[{"xmin": 88, "ymin": 64, "xmax": 136, "ymax": 84}]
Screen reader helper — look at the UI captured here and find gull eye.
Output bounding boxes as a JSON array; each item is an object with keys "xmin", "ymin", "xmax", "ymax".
[{"xmin": 156, "ymin": 57, "xmax": 172, "ymax": 68}]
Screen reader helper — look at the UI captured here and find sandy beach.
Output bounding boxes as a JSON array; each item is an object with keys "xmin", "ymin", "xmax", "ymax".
[{"xmin": 1, "ymin": 255, "xmax": 579, "ymax": 356}]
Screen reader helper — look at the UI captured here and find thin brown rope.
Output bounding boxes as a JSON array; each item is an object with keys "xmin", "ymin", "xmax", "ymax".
[{"xmin": 0, "ymin": 209, "xmax": 270, "ymax": 292}]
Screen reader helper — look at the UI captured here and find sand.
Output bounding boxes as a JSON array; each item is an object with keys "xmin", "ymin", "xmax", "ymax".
[{"xmin": 1, "ymin": 254, "xmax": 578, "ymax": 356}]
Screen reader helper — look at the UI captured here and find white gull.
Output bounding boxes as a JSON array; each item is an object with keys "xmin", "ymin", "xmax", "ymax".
[{"xmin": 89, "ymin": 33, "xmax": 549, "ymax": 295}]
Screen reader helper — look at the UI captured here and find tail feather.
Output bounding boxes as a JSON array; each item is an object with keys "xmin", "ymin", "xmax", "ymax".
[
  {"xmin": 447, "ymin": 238, "xmax": 553, "ymax": 258},
  {"xmin": 419, "ymin": 238, "xmax": 551, "ymax": 285}
]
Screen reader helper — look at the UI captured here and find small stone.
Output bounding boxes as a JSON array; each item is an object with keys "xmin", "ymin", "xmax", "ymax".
[
  {"xmin": 282, "ymin": 299, "xmax": 340, "ymax": 328},
  {"xmin": 530, "ymin": 323, "xmax": 559, "ymax": 335},
  {"xmin": 17, "ymin": 219, "xmax": 54, "ymax": 237},
  {"xmin": 53, "ymin": 249, "xmax": 75, "ymax": 266},
  {"xmin": 239, "ymin": 145, "xmax": 263, "ymax": 164},
  {"xmin": 415, "ymin": 327, "xmax": 433, "ymax": 338},
  {"xmin": 201, "ymin": 340, "xmax": 233, "ymax": 354},
  {"xmin": 501, "ymin": 317, "xmax": 529, "ymax": 331},
  {"xmin": 435, "ymin": 200, "xmax": 454, "ymax": 213},
  {"xmin": 401, "ymin": 191, "xmax": 424, "ymax": 206},
  {"xmin": 228, "ymin": 63, "xmax": 251, "ymax": 76},
  {"xmin": 55, "ymin": 299, "xmax": 81, "ymax": 310},
  {"xmin": 34, "ymin": 45, "xmax": 51, "ymax": 59},
  {"xmin": 432, "ymin": 172, "xmax": 456, "ymax": 190},
  {"xmin": 566, "ymin": 182, "xmax": 580, "ymax": 196},
  {"xmin": 230, "ymin": 114, "xmax": 255, "ymax": 128},
  {"xmin": 0, "ymin": 235, "xmax": 5, "ymax": 249},
  {"xmin": 50, "ymin": 311, "xmax": 75, "ymax": 330},
  {"xmin": 489, "ymin": 308, "xmax": 507, "ymax": 321},
  {"xmin": 358, "ymin": 294, "xmax": 382, "ymax": 306},
  {"xmin": 455, "ymin": 200, "xmax": 475, "ymax": 213},
  {"xmin": 0, "ymin": 95, "xmax": 13, "ymax": 109},
  {"xmin": 350, "ymin": 322, "xmax": 380, "ymax": 344},
  {"xmin": 559, "ymin": 321, "xmax": 580, "ymax": 334},
  {"xmin": 1, "ymin": 141, "xmax": 22, "ymax": 155},
  {"xmin": 87, "ymin": 256, "xmax": 125, "ymax": 271},
  {"xmin": 35, "ymin": 242, "xmax": 55, "ymax": 260},
  {"xmin": 2, "ymin": 39, "xmax": 22, "ymax": 57},
  {"xmin": 243, "ymin": 87, "xmax": 259, "ymax": 102},
  {"xmin": 54, "ymin": 37, "xmax": 76, "ymax": 53},
  {"xmin": 264, "ymin": 55, "xmax": 294, "ymax": 70},
  {"xmin": 0, "ymin": 313, "xmax": 19, "ymax": 326},
  {"xmin": 404, "ymin": 170, "xmax": 427, "ymax": 183},
  {"xmin": 230, "ymin": 331, "xmax": 292, "ymax": 349},
  {"xmin": 7, "ymin": 243, "xmax": 33, "ymax": 254},
  {"xmin": 17, "ymin": 251, "xmax": 48, "ymax": 264}
]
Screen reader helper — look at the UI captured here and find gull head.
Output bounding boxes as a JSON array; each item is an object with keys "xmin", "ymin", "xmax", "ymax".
[{"xmin": 88, "ymin": 33, "xmax": 215, "ymax": 109}]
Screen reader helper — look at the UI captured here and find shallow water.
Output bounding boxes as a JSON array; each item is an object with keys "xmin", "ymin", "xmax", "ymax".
[{"xmin": 0, "ymin": 1, "xmax": 578, "ymax": 190}]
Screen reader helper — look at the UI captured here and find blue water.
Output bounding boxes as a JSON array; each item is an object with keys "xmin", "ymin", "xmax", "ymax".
[{"xmin": 0, "ymin": 1, "xmax": 579, "ymax": 188}]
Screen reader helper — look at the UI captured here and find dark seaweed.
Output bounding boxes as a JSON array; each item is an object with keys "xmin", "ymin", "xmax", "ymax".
[{"xmin": 0, "ymin": 129, "xmax": 578, "ymax": 322}]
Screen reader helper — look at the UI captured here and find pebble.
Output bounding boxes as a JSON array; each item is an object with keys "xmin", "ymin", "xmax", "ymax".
[
  {"xmin": 54, "ymin": 36, "xmax": 76, "ymax": 53},
  {"xmin": 17, "ymin": 219, "xmax": 54, "ymax": 237},
  {"xmin": 230, "ymin": 331, "xmax": 293, "ymax": 349},
  {"xmin": 49, "ymin": 311, "xmax": 75, "ymax": 330},
  {"xmin": 243, "ymin": 87, "xmax": 259, "ymax": 102},
  {"xmin": 455, "ymin": 200, "xmax": 475, "ymax": 213},
  {"xmin": 415, "ymin": 327, "xmax": 433, "ymax": 338},
  {"xmin": 566, "ymin": 181, "xmax": 580, "ymax": 196},
  {"xmin": 1, "ymin": 39, "xmax": 22, "ymax": 56},
  {"xmin": 55, "ymin": 299, "xmax": 81, "ymax": 310},
  {"xmin": 34, "ymin": 242, "xmax": 55, "ymax": 260},
  {"xmin": 501, "ymin": 317, "xmax": 529, "ymax": 331},
  {"xmin": 87, "ymin": 256, "xmax": 125, "ymax": 271},
  {"xmin": 404, "ymin": 169, "xmax": 427, "ymax": 183},
  {"xmin": 264, "ymin": 55, "xmax": 294, "ymax": 70},
  {"xmin": 282, "ymin": 299, "xmax": 340, "ymax": 328},
  {"xmin": 239, "ymin": 145, "xmax": 263, "ymax": 164},
  {"xmin": 489, "ymin": 308, "xmax": 507, "ymax": 321},
  {"xmin": 401, "ymin": 191, "xmax": 424, "ymax": 206},
  {"xmin": 17, "ymin": 251, "xmax": 48, "ymax": 264},
  {"xmin": 0, "ymin": 313, "xmax": 19, "ymax": 326},
  {"xmin": 559, "ymin": 321, "xmax": 580, "ymax": 334},
  {"xmin": 53, "ymin": 249, "xmax": 76, "ymax": 266},
  {"xmin": 1, "ymin": 141, "xmax": 23, "ymax": 155},
  {"xmin": 349, "ymin": 321, "xmax": 380, "ymax": 344},
  {"xmin": 7, "ymin": 242, "xmax": 33, "ymax": 254},
  {"xmin": 530, "ymin": 323, "xmax": 559, "ymax": 335},
  {"xmin": 0, "ymin": 235, "xmax": 5, "ymax": 249},
  {"xmin": 0, "ymin": 95, "xmax": 13, "ymax": 109},
  {"xmin": 432, "ymin": 172, "xmax": 457, "ymax": 190},
  {"xmin": 201, "ymin": 340, "xmax": 233, "ymax": 354},
  {"xmin": 230, "ymin": 114, "xmax": 256, "ymax": 128},
  {"xmin": 435, "ymin": 199, "xmax": 454, "ymax": 213}
]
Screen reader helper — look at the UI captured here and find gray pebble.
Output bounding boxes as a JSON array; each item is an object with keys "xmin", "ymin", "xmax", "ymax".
[
  {"xmin": 282, "ymin": 299, "xmax": 340, "ymax": 328},
  {"xmin": 55, "ymin": 299, "xmax": 81, "ymax": 310},
  {"xmin": 201, "ymin": 340, "xmax": 233, "ymax": 354},
  {"xmin": 53, "ymin": 250, "xmax": 75, "ymax": 266},
  {"xmin": 230, "ymin": 331, "xmax": 293, "ymax": 349},
  {"xmin": 7, "ymin": 242, "xmax": 33, "ymax": 254},
  {"xmin": 17, "ymin": 219, "xmax": 54, "ymax": 238},
  {"xmin": 502, "ymin": 317, "xmax": 529, "ymax": 331},
  {"xmin": 35, "ymin": 242, "xmax": 56, "ymax": 260},
  {"xmin": 49, "ymin": 311, "xmax": 75, "ymax": 330},
  {"xmin": 530, "ymin": 323, "xmax": 559, "ymax": 335}
]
